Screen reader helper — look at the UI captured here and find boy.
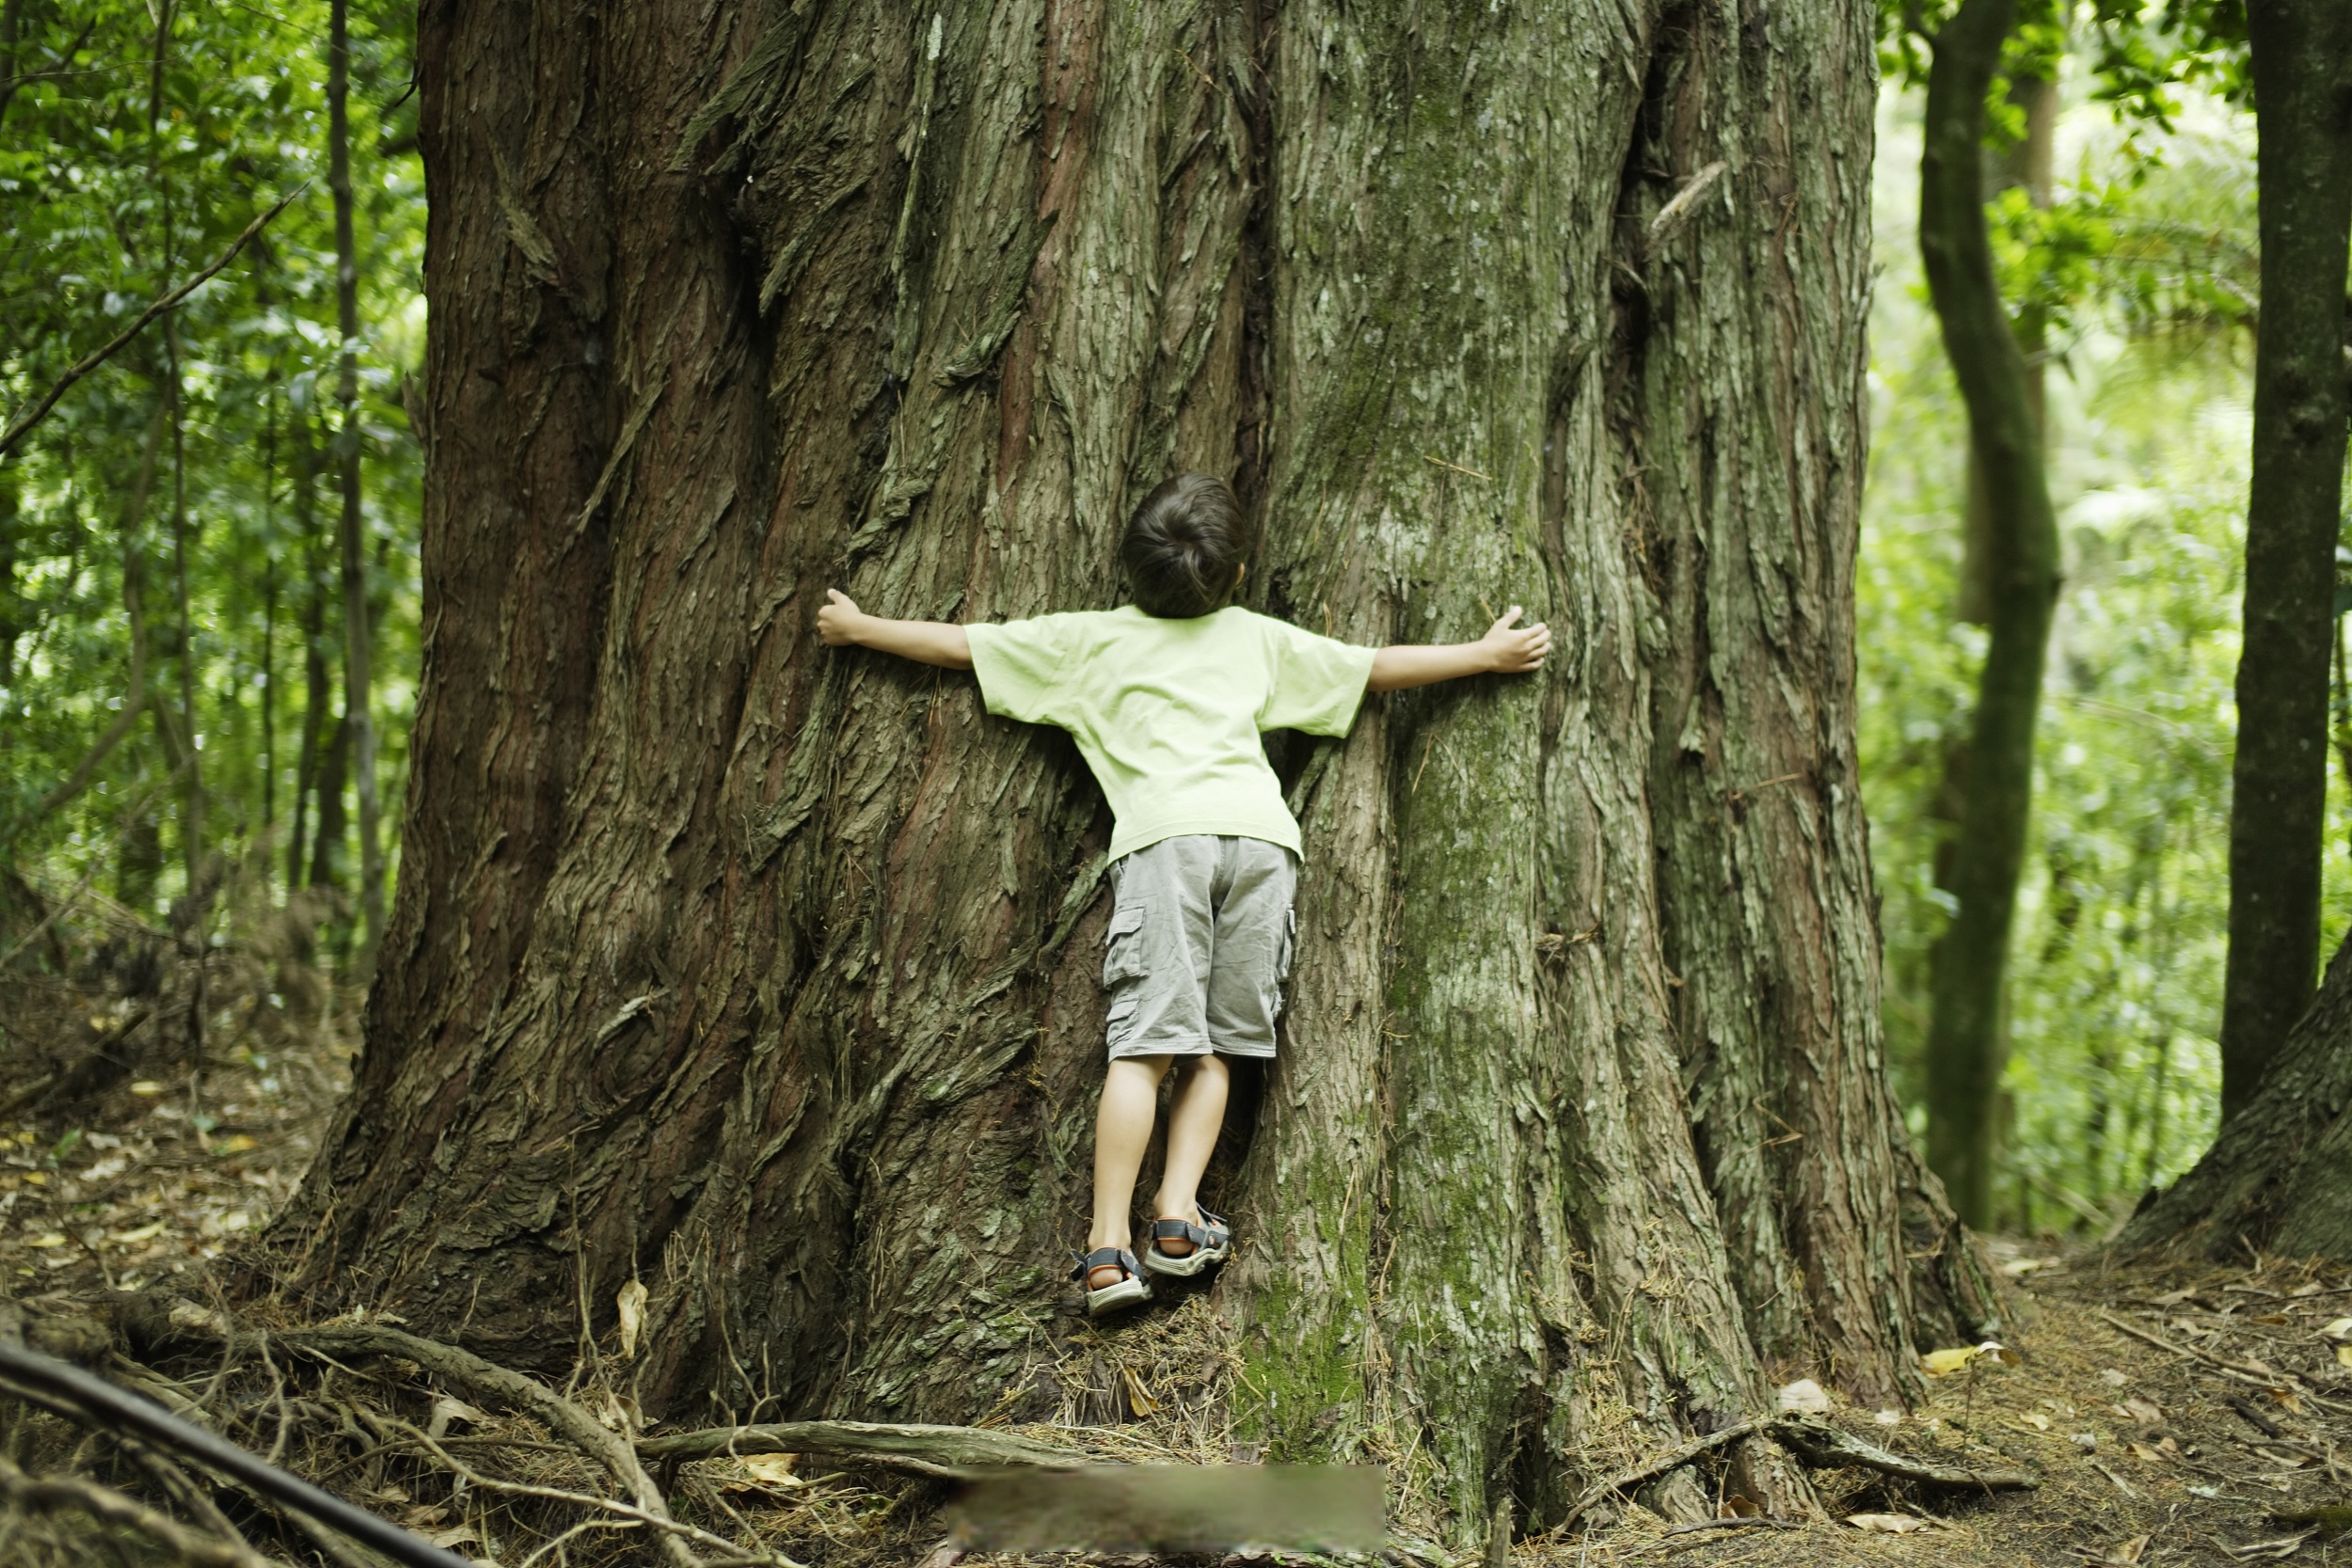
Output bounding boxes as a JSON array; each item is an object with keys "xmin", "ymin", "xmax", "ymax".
[{"xmin": 817, "ymin": 473, "xmax": 1549, "ymax": 1314}]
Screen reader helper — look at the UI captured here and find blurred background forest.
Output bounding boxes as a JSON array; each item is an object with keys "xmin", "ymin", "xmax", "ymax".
[{"xmin": 0, "ymin": 0, "xmax": 2318, "ymax": 1242}]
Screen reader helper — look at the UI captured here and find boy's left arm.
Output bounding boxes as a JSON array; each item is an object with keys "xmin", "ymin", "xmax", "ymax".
[{"xmin": 1368, "ymin": 606, "xmax": 1549, "ymax": 691}]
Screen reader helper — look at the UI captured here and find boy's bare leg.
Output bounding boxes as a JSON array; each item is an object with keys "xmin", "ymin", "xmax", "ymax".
[
  {"xmin": 1149, "ymin": 1053, "xmax": 1230, "ymax": 1257},
  {"xmin": 1089, "ymin": 1054, "xmax": 1171, "ymax": 1288}
]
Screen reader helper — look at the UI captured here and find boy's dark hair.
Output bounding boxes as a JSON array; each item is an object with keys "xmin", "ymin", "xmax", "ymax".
[{"xmin": 1120, "ymin": 473, "xmax": 1248, "ymax": 618}]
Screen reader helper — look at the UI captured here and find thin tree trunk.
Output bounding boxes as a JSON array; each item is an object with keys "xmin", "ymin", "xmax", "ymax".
[
  {"xmin": 262, "ymin": 404, "xmax": 278, "ymax": 847},
  {"xmin": 2218, "ymin": 0, "xmax": 2352, "ymax": 1117},
  {"xmin": 166, "ymin": 340, "xmax": 203, "ymax": 887},
  {"xmin": 263, "ymin": 1, "xmax": 1960, "ymax": 1545},
  {"xmin": 308, "ymin": 711, "xmax": 349, "ymax": 895},
  {"xmin": 1955, "ymin": 70, "xmax": 2056, "ymax": 627},
  {"xmin": 33, "ymin": 404, "xmax": 165, "ymax": 824},
  {"xmin": 1917, "ymin": 0, "xmax": 2063, "ymax": 1228},
  {"xmin": 0, "ymin": 473, "xmax": 19, "ymax": 692},
  {"xmin": 328, "ymin": 0, "xmax": 384, "ymax": 957},
  {"xmin": 0, "ymin": 0, "xmax": 25, "ymax": 129},
  {"xmin": 289, "ymin": 408, "xmax": 327, "ymax": 892}
]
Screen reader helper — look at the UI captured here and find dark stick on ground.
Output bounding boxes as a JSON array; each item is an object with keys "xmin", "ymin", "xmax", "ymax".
[{"xmin": 0, "ymin": 1337, "xmax": 469, "ymax": 1568}]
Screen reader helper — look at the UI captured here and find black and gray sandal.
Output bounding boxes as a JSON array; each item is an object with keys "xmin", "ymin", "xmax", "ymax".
[
  {"xmin": 1142, "ymin": 1208, "xmax": 1232, "ymax": 1277},
  {"xmin": 1071, "ymin": 1246, "xmax": 1154, "ymax": 1316}
]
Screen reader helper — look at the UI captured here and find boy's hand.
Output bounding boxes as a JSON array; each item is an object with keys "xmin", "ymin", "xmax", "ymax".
[
  {"xmin": 1480, "ymin": 606, "xmax": 1551, "ymax": 673},
  {"xmin": 815, "ymin": 589, "xmax": 975, "ymax": 669},
  {"xmin": 818, "ymin": 588, "xmax": 866, "ymax": 646}
]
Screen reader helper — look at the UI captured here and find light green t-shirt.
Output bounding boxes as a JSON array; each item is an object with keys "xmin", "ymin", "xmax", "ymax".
[{"xmin": 965, "ymin": 605, "xmax": 1377, "ymax": 861}]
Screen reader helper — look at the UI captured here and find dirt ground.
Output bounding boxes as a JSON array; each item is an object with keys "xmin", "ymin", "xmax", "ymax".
[{"xmin": 2, "ymin": 894, "xmax": 2348, "ymax": 1566}]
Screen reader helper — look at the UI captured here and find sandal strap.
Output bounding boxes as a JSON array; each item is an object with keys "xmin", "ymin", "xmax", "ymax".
[
  {"xmin": 1069, "ymin": 1246, "xmax": 1144, "ymax": 1284},
  {"xmin": 1150, "ymin": 1211, "xmax": 1232, "ymax": 1250}
]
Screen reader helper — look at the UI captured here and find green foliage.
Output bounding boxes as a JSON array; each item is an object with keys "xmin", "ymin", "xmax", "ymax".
[
  {"xmin": 0, "ymin": 0, "xmax": 422, "ymax": 940},
  {"xmin": 1861, "ymin": 79, "xmax": 2299, "ymax": 1234}
]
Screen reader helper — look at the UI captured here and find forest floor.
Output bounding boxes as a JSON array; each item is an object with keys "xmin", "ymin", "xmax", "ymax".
[{"xmin": 1, "ymin": 903, "xmax": 2347, "ymax": 1568}]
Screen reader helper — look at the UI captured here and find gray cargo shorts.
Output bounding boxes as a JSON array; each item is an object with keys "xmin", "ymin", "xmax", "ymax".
[{"xmin": 1103, "ymin": 834, "xmax": 1298, "ymax": 1061}]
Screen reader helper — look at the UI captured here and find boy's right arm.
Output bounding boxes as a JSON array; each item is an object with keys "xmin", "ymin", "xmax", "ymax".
[
  {"xmin": 817, "ymin": 588, "xmax": 973, "ymax": 670},
  {"xmin": 1368, "ymin": 605, "xmax": 1549, "ymax": 691}
]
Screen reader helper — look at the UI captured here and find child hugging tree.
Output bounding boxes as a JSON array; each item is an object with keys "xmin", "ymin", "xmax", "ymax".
[{"xmin": 818, "ymin": 473, "xmax": 1549, "ymax": 1315}]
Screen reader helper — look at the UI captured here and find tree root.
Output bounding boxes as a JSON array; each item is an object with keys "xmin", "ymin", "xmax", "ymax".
[
  {"xmin": 1556, "ymin": 1418, "xmax": 1768, "ymax": 1531},
  {"xmin": 275, "ymin": 1324, "xmax": 703, "ymax": 1568},
  {"xmin": 1557, "ymin": 1410, "xmax": 2038, "ymax": 1534},
  {"xmin": 1769, "ymin": 1415, "xmax": 2039, "ymax": 1490},
  {"xmin": 638, "ymin": 1419, "xmax": 1081, "ymax": 1477}
]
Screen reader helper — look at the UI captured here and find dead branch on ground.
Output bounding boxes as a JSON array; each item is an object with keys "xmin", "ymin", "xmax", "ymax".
[{"xmin": 638, "ymin": 1419, "xmax": 1080, "ymax": 1477}]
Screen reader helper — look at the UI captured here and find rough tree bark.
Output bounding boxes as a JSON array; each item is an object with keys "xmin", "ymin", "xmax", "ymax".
[
  {"xmin": 1915, "ymin": 0, "xmax": 2061, "ymax": 1229},
  {"xmin": 2218, "ymin": 0, "xmax": 2352, "ymax": 1118},
  {"xmin": 262, "ymin": 0, "xmax": 1981, "ymax": 1548},
  {"xmin": 2122, "ymin": 926, "xmax": 2352, "ymax": 1260}
]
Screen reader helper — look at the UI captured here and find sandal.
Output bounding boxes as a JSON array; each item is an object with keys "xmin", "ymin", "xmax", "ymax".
[
  {"xmin": 1070, "ymin": 1246, "xmax": 1154, "ymax": 1316},
  {"xmin": 1142, "ymin": 1208, "xmax": 1232, "ymax": 1277}
]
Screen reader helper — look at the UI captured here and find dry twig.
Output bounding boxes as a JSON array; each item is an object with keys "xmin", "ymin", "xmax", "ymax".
[{"xmin": 0, "ymin": 1451, "xmax": 281, "ymax": 1568}]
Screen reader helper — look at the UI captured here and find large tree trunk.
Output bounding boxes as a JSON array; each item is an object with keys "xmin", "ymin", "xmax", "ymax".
[
  {"xmin": 1915, "ymin": 0, "xmax": 2061, "ymax": 1229},
  {"xmin": 262, "ymin": 0, "xmax": 1968, "ymax": 1548},
  {"xmin": 2122, "ymin": 926, "xmax": 2352, "ymax": 1260},
  {"xmin": 2217, "ymin": 0, "xmax": 2352, "ymax": 1118}
]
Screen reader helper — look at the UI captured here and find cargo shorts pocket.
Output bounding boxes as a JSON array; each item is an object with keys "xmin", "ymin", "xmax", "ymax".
[
  {"xmin": 1104, "ymin": 989, "xmax": 1142, "ymax": 1052},
  {"xmin": 1266, "ymin": 908, "xmax": 1296, "ymax": 1022},
  {"xmin": 1103, "ymin": 903, "xmax": 1149, "ymax": 988}
]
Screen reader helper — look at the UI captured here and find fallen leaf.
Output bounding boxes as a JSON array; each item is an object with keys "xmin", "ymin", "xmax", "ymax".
[
  {"xmin": 616, "ymin": 1276, "xmax": 648, "ymax": 1361},
  {"xmin": 1721, "ymin": 1495, "xmax": 1760, "ymax": 1519},
  {"xmin": 111, "ymin": 1222, "xmax": 165, "ymax": 1244},
  {"xmin": 2128, "ymin": 1442, "xmax": 2165, "ymax": 1464},
  {"xmin": 2100, "ymin": 1536, "xmax": 2151, "ymax": 1565},
  {"xmin": 129, "ymin": 1082, "xmax": 166, "ymax": 1097},
  {"xmin": 428, "ymin": 1395, "xmax": 488, "ymax": 1439},
  {"xmin": 400, "ymin": 1505, "xmax": 449, "ymax": 1528},
  {"xmin": 2021, "ymin": 1413, "xmax": 2053, "ymax": 1432},
  {"xmin": 212, "ymin": 1134, "xmax": 258, "ymax": 1155},
  {"xmin": 2119, "ymin": 1397, "xmax": 2164, "ymax": 1423},
  {"xmin": 1775, "ymin": 1378, "xmax": 1830, "ymax": 1415},
  {"xmin": 2337, "ymin": 1344, "xmax": 2352, "ymax": 1370},
  {"xmin": 22, "ymin": 1171, "xmax": 46, "ymax": 1186},
  {"xmin": 1122, "ymin": 1364, "xmax": 1160, "ymax": 1415},
  {"xmin": 2099, "ymin": 1368, "xmax": 2129, "ymax": 1387},
  {"xmin": 2270, "ymin": 1388, "xmax": 2307, "ymax": 1415},
  {"xmin": 1920, "ymin": 1341, "xmax": 2015, "ymax": 1375},
  {"xmin": 423, "ymin": 1526, "xmax": 479, "ymax": 1550},
  {"xmin": 1846, "ymin": 1513, "xmax": 1929, "ymax": 1533},
  {"xmin": 1873, "ymin": 1408, "xmax": 1903, "ymax": 1425},
  {"xmin": 2318, "ymin": 1317, "xmax": 2352, "ymax": 1341},
  {"xmin": 25, "ymin": 1233, "xmax": 64, "ymax": 1248},
  {"xmin": 741, "ymin": 1453, "xmax": 803, "ymax": 1486}
]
